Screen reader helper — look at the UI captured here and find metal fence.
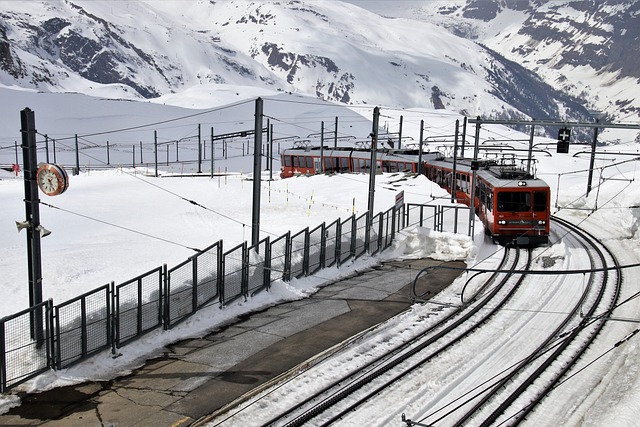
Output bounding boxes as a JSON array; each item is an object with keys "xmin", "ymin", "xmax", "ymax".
[
  {"xmin": 0, "ymin": 202, "xmax": 470, "ymax": 393},
  {"xmin": 406, "ymin": 203, "xmax": 474, "ymax": 236}
]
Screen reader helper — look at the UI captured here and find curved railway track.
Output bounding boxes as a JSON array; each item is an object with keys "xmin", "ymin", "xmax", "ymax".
[
  {"xmin": 441, "ymin": 216, "xmax": 623, "ymax": 426},
  {"xmin": 205, "ymin": 217, "xmax": 622, "ymax": 427}
]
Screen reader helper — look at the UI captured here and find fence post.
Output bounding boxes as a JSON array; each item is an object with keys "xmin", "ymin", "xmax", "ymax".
[
  {"xmin": 263, "ymin": 236, "xmax": 272, "ymax": 291},
  {"xmin": 377, "ymin": 212, "xmax": 384, "ymax": 251},
  {"xmin": 80, "ymin": 298, "xmax": 88, "ymax": 358},
  {"xmin": 53, "ymin": 307, "xmax": 62, "ymax": 369},
  {"xmin": 391, "ymin": 206, "xmax": 396, "ymax": 242},
  {"xmin": 162, "ymin": 264, "xmax": 169, "ymax": 330},
  {"xmin": 46, "ymin": 299, "xmax": 54, "ymax": 370},
  {"xmin": 350, "ymin": 214, "xmax": 357, "ymax": 258},
  {"xmin": 216, "ymin": 240, "xmax": 224, "ymax": 307},
  {"xmin": 284, "ymin": 231, "xmax": 292, "ymax": 281},
  {"xmin": 110, "ymin": 281, "xmax": 117, "ymax": 355},
  {"xmin": 0, "ymin": 317, "xmax": 5, "ymax": 392},
  {"xmin": 242, "ymin": 242, "xmax": 249, "ymax": 299},
  {"xmin": 454, "ymin": 207, "xmax": 459, "ymax": 234},
  {"xmin": 303, "ymin": 228, "xmax": 310, "ymax": 277},
  {"xmin": 336, "ymin": 221, "xmax": 343, "ymax": 267},
  {"xmin": 192, "ymin": 255, "xmax": 199, "ymax": 312},
  {"xmin": 320, "ymin": 222, "xmax": 326, "ymax": 269},
  {"xmin": 364, "ymin": 212, "xmax": 371, "ymax": 254}
]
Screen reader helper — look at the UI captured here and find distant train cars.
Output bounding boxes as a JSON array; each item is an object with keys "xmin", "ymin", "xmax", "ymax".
[
  {"xmin": 280, "ymin": 146, "xmax": 422, "ymax": 178},
  {"xmin": 280, "ymin": 145, "xmax": 550, "ymax": 245}
]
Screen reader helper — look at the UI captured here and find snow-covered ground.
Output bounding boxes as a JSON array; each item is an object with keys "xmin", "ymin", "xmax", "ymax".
[{"xmin": 1, "ymin": 87, "xmax": 640, "ymax": 425}]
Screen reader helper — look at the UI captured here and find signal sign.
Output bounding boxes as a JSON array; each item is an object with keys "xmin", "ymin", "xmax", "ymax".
[{"xmin": 557, "ymin": 127, "xmax": 571, "ymax": 153}]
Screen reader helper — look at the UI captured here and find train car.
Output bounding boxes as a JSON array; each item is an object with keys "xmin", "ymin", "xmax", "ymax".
[
  {"xmin": 280, "ymin": 146, "xmax": 421, "ymax": 178},
  {"xmin": 424, "ymin": 156, "xmax": 550, "ymax": 246},
  {"xmin": 280, "ymin": 146, "xmax": 550, "ymax": 246}
]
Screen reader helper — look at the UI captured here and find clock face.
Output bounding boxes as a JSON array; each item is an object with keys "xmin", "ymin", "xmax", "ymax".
[{"xmin": 36, "ymin": 164, "xmax": 69, "ymax": 196}]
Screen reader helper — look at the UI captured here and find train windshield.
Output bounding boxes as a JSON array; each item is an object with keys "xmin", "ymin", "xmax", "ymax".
[
  {"xmin": 497, "ymin": 192, "xmax": 531, "ymax": 212},
  {"xmin": 533, "ymin": 191, "xmax": 547, "ymax": 212}
]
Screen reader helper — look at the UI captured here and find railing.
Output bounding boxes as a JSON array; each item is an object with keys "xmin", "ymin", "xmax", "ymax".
[
  {"xmin": 0, "ymin": 202, "xmax": 472, "ymax": 393},
  {"xmin": 406, "ymin": 203, "xmax": 474, "ymax": 236}
]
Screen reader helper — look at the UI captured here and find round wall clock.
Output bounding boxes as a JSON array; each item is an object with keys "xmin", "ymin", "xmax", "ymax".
[{"xmin": 36, "ymin": 163, "xmax": 69, "ymax": 196}]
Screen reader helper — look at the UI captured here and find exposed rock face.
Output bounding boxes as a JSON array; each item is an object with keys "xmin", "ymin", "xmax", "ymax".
[{"xmin": 0, "ymin": 0, "xmax": 616, "ymax": 127}]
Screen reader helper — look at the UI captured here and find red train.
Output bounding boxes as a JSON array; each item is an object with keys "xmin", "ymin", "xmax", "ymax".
[{"xmin": 280, "ymin": 146, "xmax": 550, "ymax": 245}]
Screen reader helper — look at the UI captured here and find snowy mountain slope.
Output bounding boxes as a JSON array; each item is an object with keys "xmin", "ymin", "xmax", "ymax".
[
  {"xmin": 0, "ymin": 0, "xmax": 592, "ymax": 130},
  {"xmin": 352, "ymin": 0, "xmax": 640, "ymax": 127}
]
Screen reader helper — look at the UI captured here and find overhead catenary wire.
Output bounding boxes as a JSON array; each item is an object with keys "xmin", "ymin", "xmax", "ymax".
[
  {"xmin": 40, "ymin": 201, "xmax": 202, "ymax": 252},
  {"xmin": 31, "ymin": 98, "xmax": 256, "ymax": 143}
]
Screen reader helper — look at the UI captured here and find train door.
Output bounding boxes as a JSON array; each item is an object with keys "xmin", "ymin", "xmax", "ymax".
[{"xmin": 314, "ymin": 157, "xmax": 322, "ymax": 174}]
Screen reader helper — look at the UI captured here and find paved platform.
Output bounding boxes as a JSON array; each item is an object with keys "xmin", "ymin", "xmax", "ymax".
[{"xmin": 0, "ymin": 258, "xmax": 465, "ymax": 426}]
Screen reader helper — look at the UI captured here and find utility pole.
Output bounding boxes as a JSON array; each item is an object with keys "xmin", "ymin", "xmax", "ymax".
[
  {"xmin": 367, "ymin": 107, "xmax": 380, "ymax": 224},
  {"xmin": 418, "ymin": 120, "xmax": 424, "ymax": 174},
  {"xmin": 20, "ymin": 108, "xmax": 44, "ymax": 343},
  {"xmin": 527, "ymin": 124, "xmax": 535, "ymax": 176},
  {"xmin": 74, "ymin": 134, "xmax": 80, "ymax": 175},
  {"xmin": 251, "ymin": 98, "xmax": 263, "ymax": 247},
  {"xmin": 461, "ymin": 116, "xmax": 467, "ymax": 158},
  {"xmin": 320, "ymin": 121, "xmax": 325, "ymax": 173},
  {"xmin": 197, "ymin": 123, "xmax": 202, "ymax": 174},
  {"xmin": 586, "ymin": 119, "xmax": 599, "ymax": 195},
  {"xmin": 451, "ymin": 120, "xmax": 459, "ymax": 203},
  {"xmin": 469, "ymin": 117, "xmax": 481, "ymax": 235},
  {"xmin": 398, "ymin": 115, "xmax": 403, "ymax": 149}
]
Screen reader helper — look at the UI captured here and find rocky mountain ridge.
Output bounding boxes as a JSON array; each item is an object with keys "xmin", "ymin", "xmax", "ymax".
[
  {"xmin": 0, "ymin": 0, "xmax": 627, "ymax": 139},
  {"xmin": 356, "ymin": 0, "xmax": 639, "ymax": 125}
]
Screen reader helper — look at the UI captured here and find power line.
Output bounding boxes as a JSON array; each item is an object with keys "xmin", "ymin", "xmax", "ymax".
[
  {"xmin": 34, "ymin": 98, "xmax": 255, "ymax": 143},
  {"xmin": 40, "ymin": 201, "xmax": 202, "ymax": 252}
]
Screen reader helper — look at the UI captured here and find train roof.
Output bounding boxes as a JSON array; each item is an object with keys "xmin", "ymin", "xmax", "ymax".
[
  {"xmin": 428, "ymin": 157, "xmax": 550, "ymax": 189},
  {"xmin": 282, "ymin": 146, "xmax": 429, "ymax": 159}
]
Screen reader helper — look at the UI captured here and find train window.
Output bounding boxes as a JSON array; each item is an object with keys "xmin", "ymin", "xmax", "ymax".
[
  {"xmin": 284, "ymin": 156, "xmax": 292, "ymax": 167},
  {"xmin": 341, "ymin": 157, "xmax": 349, "ymax": 172},
  {"xmin": 497, "ymin": 192, "xmax": 531, "ymax": 212},
  {"xmin": 293, "ymin": 156, "xmax": 300, "ymax": 168},
  {"xmin": 325, "ymin": 158, "xmax": 335, "ymax": 172},
  {"xmin": 534, "ymin": 191, "xmax": 547, "ymax": 212},
  {"xmin": 306, "ymin": 157, "xmax": 313, "ymax": 168}
]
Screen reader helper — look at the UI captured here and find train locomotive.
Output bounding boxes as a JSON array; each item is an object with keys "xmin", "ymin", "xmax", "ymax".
[{"xmin": 280, "ymin": 145, "xmax": 550, "ymax": 246}]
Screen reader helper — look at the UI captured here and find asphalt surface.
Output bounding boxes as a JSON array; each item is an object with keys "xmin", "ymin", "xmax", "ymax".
[{"xmin": 0, "ymin": 257, "xmax": 465, "ymax": 426}]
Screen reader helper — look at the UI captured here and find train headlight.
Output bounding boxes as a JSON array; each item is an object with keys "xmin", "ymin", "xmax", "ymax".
[
  {"xmin": 537, "ymin": 220, "xmax": 546, "ymax": 225},
  {"xmin": 498, "ymin": 220, "xmax": 507, "ymax": 225}
]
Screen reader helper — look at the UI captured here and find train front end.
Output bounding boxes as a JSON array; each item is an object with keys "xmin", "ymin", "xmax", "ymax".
[{"xmin": 490, "ymin": 179, "xmax": 550, "ymax": 246}]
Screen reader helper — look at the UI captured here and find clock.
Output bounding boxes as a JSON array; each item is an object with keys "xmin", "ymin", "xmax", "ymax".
[{"xmin": 36, "ymin": 163, "xmax": 69, "ymax": 196}]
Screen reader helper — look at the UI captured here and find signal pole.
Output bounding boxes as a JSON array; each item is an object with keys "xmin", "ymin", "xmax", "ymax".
[{"xmin": 586, "ymin": 119, "xmax": 599, "ymax": 195}]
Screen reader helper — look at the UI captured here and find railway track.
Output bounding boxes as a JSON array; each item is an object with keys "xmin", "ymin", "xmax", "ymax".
[
  {"xmin": 203, "ymin": 217, "xmax": 622, "ymax": 426},
  {"xmin": 440, "ymin": 216, "xmax": 622, "ymax": 426}
]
